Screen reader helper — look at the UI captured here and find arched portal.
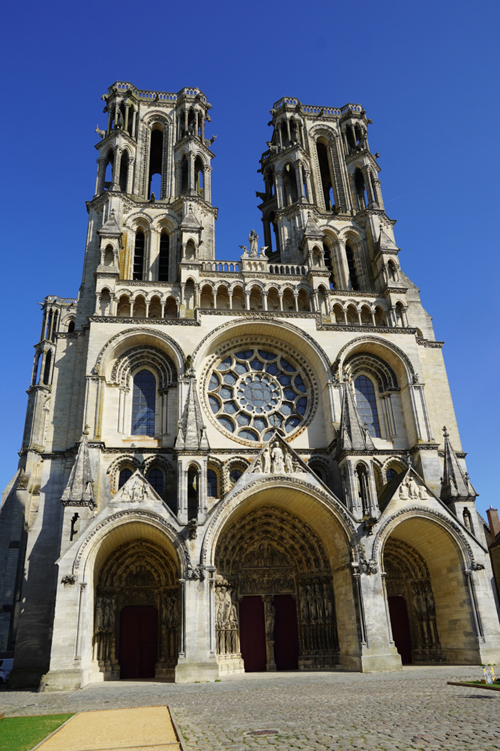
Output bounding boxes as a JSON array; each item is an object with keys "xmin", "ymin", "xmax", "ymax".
[
  {"xmin": 384, "ymin": 538, "xmax": 441, "ymax": 664},
  {"xmin": 214, "ymin": 504, "xmax": 341, "ymax": 673},
  {"xmin": 381, "ymin": 515, "xmax": 477, "ymax": 665},
  {"xmin": 93, "ymin": 525, "xmax": 180, "ymax": 681}
]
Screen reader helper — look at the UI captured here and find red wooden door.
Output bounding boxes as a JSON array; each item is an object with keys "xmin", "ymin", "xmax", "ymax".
[
  {"xmin": 120, "ymin": 606, "xmax": 158, "ymax": 679},
  {"xmin": 388, "ymin": 596, "xmax": 412, "ymax": 664},
  {"xmin": 239, "ymin": 596, "xmax": 267, "ymax": 672},
  {"xmin": 273, "ymin": 595, "xmax": 299, "ymax": 670}
]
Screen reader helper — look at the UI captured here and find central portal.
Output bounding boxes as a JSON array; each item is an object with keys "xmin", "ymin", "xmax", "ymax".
[{"xmin": 215, "ymin": 505, "xmax": 338, "ymax": 673}]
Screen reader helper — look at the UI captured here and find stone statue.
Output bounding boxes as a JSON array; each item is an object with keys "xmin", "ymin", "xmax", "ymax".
[
  {"xmin": 115, "ymin": 109, "xmax": 124, "ymax": 129},
  {"xmin": 324, "ymin": 586, "xmax": 333, "ymax": 623},
  {"xmin": 418, "ymin": 484, "xmax": 428, "ymax": 500},
  {"xmin": 95, "ymin": 125, "xmax": 106, "ymax": 139},
  {"xmin": 253, "ymin": 457, "xmax": 262, "ymax": 473},
  {"xmin": 399, "ymin": 480, "xmax": 409, "ymax": 500},
  {"xmin": 264, "ymin": 598, "xmax": 275, "ymax": 640},
  {"xmin": 132, "ymin": 480, "xmax": 144, "ymax": 502},
  {"xmin": 300, "ymin": 587, "xmax": 309, "ymax": 625},
  {"xmin": 263, "ymin": 446, "xmax": 271, "ymax": 474},
  {"xmin": 408, "ymin": 476, "xmax": 420, "ymax": 500},
  {"xmin": 249, "ymin": 229, "xmax": 259, "ymax": 257},
  {"xmin": 271, "ymin": 443, "xmax": 284, "ymax": 474},
  {"xmin": 95, "ymin": 598, "xmax": 104, "ymax": 632},
  {"xmin": 284, "ymin": 450, "xmax": 294, "ymax": 474}
]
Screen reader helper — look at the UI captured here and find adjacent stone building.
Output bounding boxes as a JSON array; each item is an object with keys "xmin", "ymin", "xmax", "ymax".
[{"xmin": 1, "ymin": 82, "xmax": 499, "ymax": 690}]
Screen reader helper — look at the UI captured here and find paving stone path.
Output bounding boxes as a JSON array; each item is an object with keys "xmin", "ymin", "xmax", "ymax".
[{"xmin": 1, "ymin": 667, "xmax": 499, "ymax": 750}]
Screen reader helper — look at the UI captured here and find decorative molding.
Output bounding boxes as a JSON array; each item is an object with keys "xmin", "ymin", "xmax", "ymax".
[
  {"xmin": 372, "ymin": 506, "xmax": 476, "ymax": 568},
  {"xmin": 92, "ymin": 326, "xmax": 186, "ymax": 376},
  {"xmin": 416, "ymin": 339, "xmax": 445, "ymax": 349},
  {"xmin": 89, "ymin": 316, "xmax": 199, "ymax": 326},
  {"xmin": 201, "ymin": 475, "xmax": 357, "ymax": 565},
  {"xmin": 73, "ymin": 508, "xmax": 189, "ymax": 574}
]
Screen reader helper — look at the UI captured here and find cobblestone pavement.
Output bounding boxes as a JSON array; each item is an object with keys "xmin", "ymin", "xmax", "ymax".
[{"xmin": 1, "ymin": 667, "xmax": 499, "ymax": 750}]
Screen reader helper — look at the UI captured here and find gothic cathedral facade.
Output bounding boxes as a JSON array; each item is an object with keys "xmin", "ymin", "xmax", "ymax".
[{"xmin": 1, "ymin": 82, "xmax": 499, "ymax": 690}]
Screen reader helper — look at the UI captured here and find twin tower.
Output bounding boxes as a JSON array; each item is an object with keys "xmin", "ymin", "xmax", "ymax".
[{"xmin": 3, "ymin": 81, "xmax": 498, "ymax": 691}]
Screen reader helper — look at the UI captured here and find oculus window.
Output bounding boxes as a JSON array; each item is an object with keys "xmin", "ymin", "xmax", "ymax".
[{"xmin": 207, "ymin": 347, "xmax": 311, "ymax": 442}]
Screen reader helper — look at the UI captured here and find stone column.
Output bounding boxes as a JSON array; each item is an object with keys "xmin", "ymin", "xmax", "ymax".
[
  {"xmin": 294, "ymin": 161, "xmax": 304, "ymax": 200},
  {"xmin": 95, "ymin": 158, "xmax": 107, "ymax": 196},
  {"xmin": 275, "ymin": 171, "xmax": 284, "ymax": 208},
  {"xmin": 111, "ymin": 147, "xmax": 122, "ymax": 191},
  {"xmin": 354, "ymin": 566, "xmax": 402, "ymax": 672},
  {"xmin": 175, "ymin": 575, "xmax": 219, "ymax": 683},
  {"xmin": 126, "ymin": 157, "xmax": 135, "ymax": 194},
  {"xmin": 189, "ymin": 153, "xmax": 195, "ymax": 196}
]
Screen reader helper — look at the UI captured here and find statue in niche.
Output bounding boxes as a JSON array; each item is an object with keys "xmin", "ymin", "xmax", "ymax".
[
  {"xmin": 272, "ymin": 443, "xmax": 285, "ymax": 474},
  {"xmin": 300, "ymin": 587, "xmax": 309, "ymax": 625},
  {"xmin": 263, "ymin": 446, "xmax": 272, "ymax": 474},
  {"xmin": 248, "ymin": 229, "xmax": 260, "ymax": 257},
  {"xmin": 264, "ymin": 597, "xmax": 275, "ymax": 640},
  {"xmin": 324, "ymin": 585, "xmax": 333, "ymax": 623},
  {"xmin": 307, "ymin": 584, "xmax": 317, "ymax": 624},
  {"xmin": 95, "ymin": 598, "xmax": 105, "ymax": 632},
  {"xmin": 315, "ymin": 582, "xmax": 325, "ymax": 623}
]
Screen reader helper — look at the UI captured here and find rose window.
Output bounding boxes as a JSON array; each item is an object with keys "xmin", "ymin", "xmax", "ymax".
[{"xmin": 207, "ymin": 348, "xmax": 309, "ymax": 442}]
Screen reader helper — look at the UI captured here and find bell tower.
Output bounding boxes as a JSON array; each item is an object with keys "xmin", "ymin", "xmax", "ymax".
[{"xmin": 78, "ymin": 82, "xmax": 218, "ymax": 325}]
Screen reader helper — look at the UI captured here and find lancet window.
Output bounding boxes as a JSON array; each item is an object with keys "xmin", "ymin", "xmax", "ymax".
[
  {"xmin": 354, "ymin": 375, "xmax": 381, "ymax": 438},
  {"xmin": 133, "ymin": 231, "xmax": 145, "ymax": 281},
  {"xmin": 158, "ymin": 232, "xmax": 170, "ymax": 281},
  {"xmin": 131, "ymin": 370, "xmax": 156, "ymax": 436}
]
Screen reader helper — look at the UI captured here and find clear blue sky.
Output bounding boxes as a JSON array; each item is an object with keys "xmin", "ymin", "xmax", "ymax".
[{"xmin": 1, "ymin": 0, "xmax": 498, "ymax": 519}]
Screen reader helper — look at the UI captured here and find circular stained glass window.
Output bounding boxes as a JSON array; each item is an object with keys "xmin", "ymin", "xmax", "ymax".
[{"xmin": 207, "ymin": 348, "xmax": 310, "ymax": 442}]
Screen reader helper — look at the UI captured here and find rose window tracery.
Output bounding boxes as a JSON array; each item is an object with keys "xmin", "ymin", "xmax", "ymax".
[{"xmin": 207, "ymin": 348, "xmax": 310, "ymax": 442}]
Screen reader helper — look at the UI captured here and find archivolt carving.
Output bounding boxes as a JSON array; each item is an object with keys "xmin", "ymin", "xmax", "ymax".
[
  {"xmin": 191, "ymin": 318, "xmax": 333, "ymax": 377},
  {"xmin": 202, "ymin": 477, "xmax": 356, "ymax": 565},
  {"xmin": 92, "ymin": 328, "xmax": 185, "ymax": 376},
  {"xmin": 343, "ymin": 351, "xmax": 399, "ymax": 393},
  {"xmin": 215, "ymin": 506, "xmax": 329, "ymax": 576},
  {"xmin": 110, "ymin": 345, "xmax": 177, "ymax": 389},
  {"xmin": 98, "ymin": 538, "xmax": 179, "ymax": 588},
  {"xmin": 334, "ymin": 335, "xmax": 416, "ymax": 383},
  {"xmin": 373, "ymin": 506, "xmax": 475, "ymax": 568},
  {"xmin": 73, "ymin": 509, "xmax": 187, "ymax": 574}
]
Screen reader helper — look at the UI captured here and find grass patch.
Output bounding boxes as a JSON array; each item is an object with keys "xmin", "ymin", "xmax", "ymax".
[{"xmin": 0, "ymin": 713, "xmax": 73, "ymax": 751}]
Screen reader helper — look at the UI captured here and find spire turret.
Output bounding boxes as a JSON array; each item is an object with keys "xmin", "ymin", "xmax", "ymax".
[{"xmin": 440, "ymin": 427, "xmax": 477, "ymax": 505}]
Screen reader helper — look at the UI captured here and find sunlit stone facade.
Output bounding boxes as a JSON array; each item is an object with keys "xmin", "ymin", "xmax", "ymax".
[{"xmin": 1, "ymin": 82, "xmax": 499, "ymax": 690}]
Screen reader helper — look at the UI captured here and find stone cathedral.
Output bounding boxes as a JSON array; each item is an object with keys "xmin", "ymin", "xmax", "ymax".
[{"xmin": 1, "ymin": 82, "xmax": 499, "ymax": 691}]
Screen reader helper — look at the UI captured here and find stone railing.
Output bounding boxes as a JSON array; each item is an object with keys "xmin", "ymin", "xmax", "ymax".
[
  {"xmin": 268, "ymin": 264, "xmax": 307, "ymax": 276},
  {"xmin": 201, "ymin": 261, "xmax": 240, "ymax": 273}
]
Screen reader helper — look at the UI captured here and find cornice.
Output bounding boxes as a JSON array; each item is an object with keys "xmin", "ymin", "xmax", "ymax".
[
  {"xmin": 385, "ymin": 286, "xmax": 409, "ymax": 294},
  {"xmin": 318, "ymin": 323, "xmax": 417, "ymax": 334},
  {"xmin": 416, "ymin": 338, "xmax": 444, "ymax": 349},
  {"xmin": 410, "ymin": 443, "xmax": 440, "ymax": 453},
  {"xmin": 88, "ymin": 316, "xmax": 200, "ymax": 326},
  {"xmin": 198, "ymin": 309, "xmax": 319, "ymax": 320}
]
